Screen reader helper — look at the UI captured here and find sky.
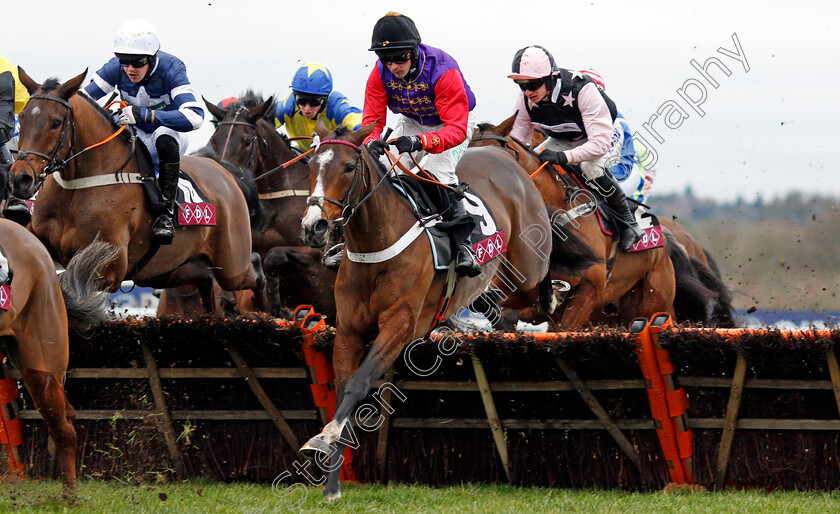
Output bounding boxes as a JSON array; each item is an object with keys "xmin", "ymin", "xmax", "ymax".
[{"xmin": 6, "ymin": 0, "xmax": 837, "ymax": 202}]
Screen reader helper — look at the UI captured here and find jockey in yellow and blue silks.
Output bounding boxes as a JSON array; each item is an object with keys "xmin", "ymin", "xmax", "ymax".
[
  {"xmin": 274, "ymin": 63, "xmax": 362, "ymax": 152},
  {"xmin": 0, "ymin": 55, "xmax": 30, "ymax": 215}
]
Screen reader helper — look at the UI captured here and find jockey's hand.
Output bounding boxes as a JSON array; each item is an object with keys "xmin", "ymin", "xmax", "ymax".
[
  {"xmin": 366, "ymin": 139, "xmax": 388, "ymax": 159},
  {"xmin": 539, "ymin": 148, "xmax": 568, "ymax": 166},
  {"xmin": 393, "ymin": 135, "xmax": 423, "ymax": 154},
  {"xmin": 118, "ymin": 106, "xmax": 142, "ymax": 125}
]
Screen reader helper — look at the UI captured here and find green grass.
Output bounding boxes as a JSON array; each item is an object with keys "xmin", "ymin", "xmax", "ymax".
[{"xmin": 2, "ymin": 480, "xmax": 839, "ymax": 513}]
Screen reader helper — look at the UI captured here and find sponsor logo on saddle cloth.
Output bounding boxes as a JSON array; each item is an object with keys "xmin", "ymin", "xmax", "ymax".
[
  {"xmin": 628, "ymin": 207, "xmax": 664, "ymax": 253},
  {"xmin": 174, "ymin": 172, "xmax": 216, "ymax": 227},
  {"xmin": 462, "ymin": 191, "xmax": 507, "ymax": 265}
]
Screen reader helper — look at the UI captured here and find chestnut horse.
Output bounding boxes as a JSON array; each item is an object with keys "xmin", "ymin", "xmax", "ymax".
[
  {"xmin": 8, "ymin": 69, "xmax": 264, "ymax": 307},
  {"xmin": 470, "ymin": 115, "xmax": 676, "ymax": 329},
  {"xmin": 297, "ymin": 121, "xmax": 602, "ymax": 500},
  {"xmin": 202, "ymin": 93, "xmax": 337, "ymax": 321},
  {"xmin": 0, "ymin": 216, "xmax": 115, "ymax": 497}
]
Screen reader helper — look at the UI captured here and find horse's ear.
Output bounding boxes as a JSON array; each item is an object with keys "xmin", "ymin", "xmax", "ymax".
[
  {"xmin": 261, "ymin": 96, "xmax": 276, "ymax": 122},
  {"xmin": 17, "ymin": 66, "xmax": 40, "ymax": 94},
  {"xmin": 496, "ymin": 110, "xmax": 518, "ymax": 137},
  {"xmin": 203, "ymin": 96, "xmax": 227, "ymax": 121},
  {"xmin": 353, "ymin": 120, "xmax": 378, "ymax": 143},
  {"xmin": 314, "ymin": 118, "xmax": 330, "ymax": 140},
  {"xmin": 57, "ymin": 69, "xmax": 88, "ymax": 99},
  {"xmin": 248, "ymin": 96, "xmax": 275, "ymax": 123}
]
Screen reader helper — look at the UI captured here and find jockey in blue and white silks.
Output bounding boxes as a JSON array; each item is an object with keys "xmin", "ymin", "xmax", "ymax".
[{"xmin": 83, "ymin": 19, "xmax": 204, "ymax": 244}]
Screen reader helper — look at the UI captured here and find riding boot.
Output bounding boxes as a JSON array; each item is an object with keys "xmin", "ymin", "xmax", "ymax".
[
  {"xmin": 153, "ymin": 162, "xmax": 180, "ymax": 245},
  {"xmin": 446, "ymin": 187, "xmax": 481, "ymax": 278},
  {"xmin": 590, "ymin": 173, "xmax": 644, "ymax": 251},
  {"xmin": 322, "ymin": 225, "xmax": 345, "ymax": 272},
  {"xmin": 2, "ymin": 197, "xmax": 32, "ymax": 226}
]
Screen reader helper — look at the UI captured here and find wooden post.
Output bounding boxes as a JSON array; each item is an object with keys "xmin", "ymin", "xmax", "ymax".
[
  {"xmin": 471, "ymin": 355, "xmax": 512, "ymax": 484},
  {"xmin": 825, "ymin": 349, "xmax": 840, "ymax": 418},
  {"xmin": 554, "ymin": 355, "xmax": 641, "ymax": 472},
  {"xmin": 376, "ymin": 367, "xmax": 395, "ymax": 483},
  {"xmin": 139, "ymin": 343, "xmax": 186, "ymax": 478},
  {"xmin": 226, "ymin": 345, "xmax": 301, "ymax": 459},
  {"xmin": 715, "ymin": 352, "xmax": 747, "ymax": 489}
]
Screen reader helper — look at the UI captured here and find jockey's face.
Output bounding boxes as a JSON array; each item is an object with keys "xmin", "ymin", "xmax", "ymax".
[
  {"xmin": 123, "ymin": 62, "xmax": 150, "ymax": 83},
  {"xmin": 386, "ymin": 60, "xmax": 412, "ymax": 79},
  {"xmin": 525, "ymin": 83, "xmax": 549, "ymax": 104}
]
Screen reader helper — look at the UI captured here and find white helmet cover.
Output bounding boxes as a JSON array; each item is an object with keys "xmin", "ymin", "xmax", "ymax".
[
  {"xmin": 114, "ymin": 19, "xmax": 160, "ymax": 56},
  {"xmin": 508, "ymin": 45, "xmax": 559, "ymax": 80}
]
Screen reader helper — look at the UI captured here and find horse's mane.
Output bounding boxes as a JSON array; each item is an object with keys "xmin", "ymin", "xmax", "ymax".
[
  {"xmin": 40, "ymin": 77, "xmax": 128, "ymax": 141},
  {"xmin": 229, "ymin": 89, "xmax": 269, "ymax": 111},
  {"xmin": 475, "ymin": 122, "xmax": 495, "ymax": 132}
]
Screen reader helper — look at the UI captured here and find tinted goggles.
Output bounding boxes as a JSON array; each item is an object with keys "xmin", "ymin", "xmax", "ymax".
[
  {"xmin": 515, "ymin": 79, "xmax": 544, "ymax": 92},
  {"xmin": 296, "ymin": 95, "xmax": 326, "ymax": 108},
  {"xmin": 118, "ymin": 55, "xmax": 152, "ymax": 68},
  {"xmin": 376, "ymin": 49, "xmax": 413, "ymax": 65}
]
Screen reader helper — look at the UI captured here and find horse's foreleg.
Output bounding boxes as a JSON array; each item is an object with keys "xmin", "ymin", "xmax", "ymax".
[
  {"xmin": 557, "ymin": 280, "xmax": 599, "ymax": 330},
  {"xmin": 249, "ymin": 252, "xmax": 268, "ymax": 313},
  {"xmin": 24, "ymin": 369, "xmax": 76, "ymax": 496}
]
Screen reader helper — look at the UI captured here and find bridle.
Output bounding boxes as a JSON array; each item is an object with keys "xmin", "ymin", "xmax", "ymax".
[
  {"xmin": 15, "ymin": 93, "xmax": 135, "ymax": 192},
  {"xmin": 306, "ymin": 139, "xmax": 393, "ymax": 226},
  {"xmin": 216, "ymin": 108, "xmax": 261, "ymax": 170},
  {"xmin": 470, "ymin": 133, "xmax": 520, "ymax": 162}
]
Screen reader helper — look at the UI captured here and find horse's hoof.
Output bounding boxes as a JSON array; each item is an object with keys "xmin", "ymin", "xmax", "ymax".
[
  {"xmin": 300, "ymin": 434, "xmax": 331, "ymax": 461},
  {"xmin": 324, "ymin": 490, "xmax": 342, "ymax": 502}
]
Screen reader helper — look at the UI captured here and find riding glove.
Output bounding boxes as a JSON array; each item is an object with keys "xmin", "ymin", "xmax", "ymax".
[
  {"xmin": 393, "ymin": 135, "xmax": 423, "ymax": 154},
  {"xmin": 366, "ymin": 139, "xmax": 388, "ymax": 158},
  {"xmin": 118, "ymin": 106, "xmax": 142, "ymax": 125},
  {"xmin": 539, "ymin": 148, "xmax": 568, "ymax": 166}
]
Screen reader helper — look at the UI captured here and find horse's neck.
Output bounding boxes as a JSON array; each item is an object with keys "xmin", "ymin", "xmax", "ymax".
[
  {"xmin": 64, "ymin": 107, "xmax": 136, "ymax": 181},
  {"xmin": 345, "ymin": 164, "xmax": 413, "ymax": 254},
  {"xmin": 259, "ymin": 132, "xmax": 306, "ymax": 191},
  {"xmin": 508, "ymin": 137, "xmax": 542, "ymax": 171}
]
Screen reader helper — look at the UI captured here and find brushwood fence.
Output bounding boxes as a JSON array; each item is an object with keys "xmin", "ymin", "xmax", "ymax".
[{"xmin": 3, "ymin": 309, "xmax": 840, "ymax": 490}]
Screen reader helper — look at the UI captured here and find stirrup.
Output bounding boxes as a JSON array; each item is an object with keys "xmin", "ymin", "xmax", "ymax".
[
  {"xmin": 2, "ymin": 197, "xmax": 31, "ymax": 226},
  {"xmin": 454, "ymin": 245, "xmax": 481, "ymax": 278},
  {"xmin": 152, "ymin": 214, "xmax": 175, "ymax": 244},
  {"xmin": 322, "ymin": 242, "xmax": 344, "ymax": 272}
]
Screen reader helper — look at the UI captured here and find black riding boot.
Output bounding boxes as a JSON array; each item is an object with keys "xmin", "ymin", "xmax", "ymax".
[
  {"xmin": 153, "ymin": 162, "xmax": 180, "ymax": 244},
  {"xmin": 446, "ymin": 187, "xmax": 481, "ymax": 278},
  {"xmin": 590, "ymin": 173, "xmax": 643, "ymax": 251}
]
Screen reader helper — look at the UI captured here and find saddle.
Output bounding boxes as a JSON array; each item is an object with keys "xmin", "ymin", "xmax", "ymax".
[
  {"xmin": 389, "ymin": 175, "xmax": 507, "ymax": 270},
  {"xmin": 135, "ymin": 144, "xmax": 216, "ymax": 227}
]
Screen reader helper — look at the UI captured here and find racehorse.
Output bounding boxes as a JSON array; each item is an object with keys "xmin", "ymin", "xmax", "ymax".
[
  {"xmin": 203, "ymin": 93, "xmax": 337, "ymax": 321},
  {"xmin": 470, "ymin": 115, "xmax": 676, "ymax": 329},
  {"xmin": 0, "ymin": 215, "xmax": 115, "ymax": 497},
  {"xmin": 298, "ymin": 120, "xmax": 598, "ymax": 499},
  {"xmin": 8, "ymin": 69, "xmax": 265, "ymax": 310}
]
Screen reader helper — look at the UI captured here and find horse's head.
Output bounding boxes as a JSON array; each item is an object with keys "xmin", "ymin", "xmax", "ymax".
[
  {"xmin": 10, "ymin": 68, "xmax": 87, "ymax": 198},
  {"xmin": 205, "ymin": 92, "xmax": 275, "ymax": 169},
  {"xmin": 300, "ymin": 119, "xmax": 376, "ymax": 248},
  {"xmin": 469, "ymin": 112, "xmax": 517, "ymax": 150}
]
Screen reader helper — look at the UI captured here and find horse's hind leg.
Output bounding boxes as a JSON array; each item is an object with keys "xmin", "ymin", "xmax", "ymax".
[
  {"xmin": 23, "ymin": 369, "xmax": 76, "ymax": 496},
  {"xmin": 249, "ymin": 252, "xmax": 268, "ymax": 313}
]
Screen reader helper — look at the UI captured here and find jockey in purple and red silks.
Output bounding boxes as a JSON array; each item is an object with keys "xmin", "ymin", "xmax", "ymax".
[{"xmin": 355, "ymin": 11, "xmax": 480, "ymax": 277}]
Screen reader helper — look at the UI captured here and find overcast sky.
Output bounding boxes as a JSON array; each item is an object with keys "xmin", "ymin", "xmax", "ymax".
[{"xmin": 6, "ymin": 0, "xmax": 837, "ymax": 201}]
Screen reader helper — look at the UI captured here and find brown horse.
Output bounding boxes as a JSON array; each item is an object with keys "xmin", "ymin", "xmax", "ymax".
[
  {"xmin": 470, "ymin": 115, "xmax": 676, "ymax": 329},
  {"xmin": 8, "ymin": 69, "xmax": 264, "ymax": 309},
  {"xmin": 0, "ymin": 216, "xmax": 115, "ymax": 497},
  {"xmin": 297, "ymin": 120, "xmax": 600, "ymax": 500},
  {"xmin": 202, "ymin": 93, "xmax": 337, "ymax": 321}
]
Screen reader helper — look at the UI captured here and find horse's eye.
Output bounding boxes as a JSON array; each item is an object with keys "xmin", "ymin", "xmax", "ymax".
[
  {"xmin": 344, "ymin": 162, "xmax": 357, "ymax": 174},
  {"xmin": 243, "ymin": 140, "xmax": 252, "ymax": 149},
  {"xmin": 50, "ymin": 119, "xmax": 62, "ymax": 130}
]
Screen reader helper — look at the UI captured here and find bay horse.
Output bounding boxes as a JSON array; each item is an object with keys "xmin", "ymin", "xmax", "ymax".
[
  {"xmin": 8, "ymin": 69, "xmax": 264, "ymax": 308},
  {"xmin": 297, "ymin": 120, "xmax": 598, "ymax": 500},
  {"xmin": 470, "ymin": 115, "xmax": 676, "ymax": 329},
  {"xmin": 0, "ymin": 215, "xmax": 116, "ymax": 497},
  {"xmin": 202, "ymin": 93, "xmax": 337, "ymax": 321}
]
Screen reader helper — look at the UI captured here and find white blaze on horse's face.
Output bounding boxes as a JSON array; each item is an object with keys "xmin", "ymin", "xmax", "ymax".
[
  {"xmin": 302, "ymin": 148, "xmax": 334, "ymax": 230},
  {"xmin": 30, "ymin": 106, "xmax": 41, "ymax": 117}
]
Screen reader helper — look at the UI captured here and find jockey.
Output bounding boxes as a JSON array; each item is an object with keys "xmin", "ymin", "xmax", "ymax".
[
  {"xmin": 83, "ymin": 19, "xmax": 204, "ymax": 245},
  {"xmin": 0, "ymin": 55, "xmax": 30, "ymax": 215},
  {"xmin": 275, "ymin": 62, "xmax": 362, "ymax": 152},
  {"xmin": 359, "ymin": 11, "xmax": 480, "ymax": 277},
  {"xmin": 508, "ymin": 45, "xmax": 644, "ymax": 251}
]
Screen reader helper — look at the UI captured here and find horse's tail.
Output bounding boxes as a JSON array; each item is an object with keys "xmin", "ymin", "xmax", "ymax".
[
  {"xmin": 664, "ymin": 231, "xmax": 717, "ymax": 325},
  {"xmin": 59, "ymin": 240, "xmax": 119, "ymax": 331},
  {"xmin": 696, "ymin": 250, "xmax": 736, "ymax": 327},
  {"xmin": 218, "ymin": 160, "xmax": 264, "ymax": 228},
  {"xmin": 546, "ymin": 206, "xmax": 603, "ymax": 276}
]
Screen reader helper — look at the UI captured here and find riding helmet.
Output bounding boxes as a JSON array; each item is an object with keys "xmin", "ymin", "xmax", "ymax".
[
  {"xmin": 113, "ymin": 19, "xmax": 160, "ymax": 57},
  {"xmin": 290, "ymin": 63, "xmax": 333, "ymax": 96},
  {"xmin": 508, "ymin": 45, "xmax": 559, "ymax": 80},
  {"xmin": 369, "ymin": 12, "xmax": 421, "ymax": 51}
]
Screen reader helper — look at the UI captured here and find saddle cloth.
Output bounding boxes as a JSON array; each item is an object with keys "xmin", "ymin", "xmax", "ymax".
[
  {"xmin": 0, "ymin": 244, "xmax": 11, "ymax": 311},
  {"xmin": 390, "ymin": 177, "xmax": 507, "ymax": 270}
]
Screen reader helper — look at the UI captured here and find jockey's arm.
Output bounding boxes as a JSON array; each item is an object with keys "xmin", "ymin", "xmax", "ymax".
[
  {"xmin": 326, "ymin": 91, "xmax": 362, "ymax": 132},
  {"xmin": 0, "ymin": 71, "xmax": 15, "ymax": 146},
  {"xmin": 83, "ymin": 61, "xmax": 120, "ymax": 100},
  {"xmin": 361, "ymin": 68, "xmax": 388, "ymax": 144},
  {"xmin": 420, "ymin": 69, "xmax": 470, "ymax": 154},
  {"xmin": 509, "ymin": 94, "xmax": 535, "ymax": 144},
  {"xmin": 565, "ymin": 82, "xmax": 612, "ymax": 164},
  {"xmin": 142, "ymin": 64, "xmax": 204, "ymax": 132}
]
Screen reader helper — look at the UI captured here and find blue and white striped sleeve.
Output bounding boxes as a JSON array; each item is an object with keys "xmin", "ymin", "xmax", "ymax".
[
  {"xmin": 148, "ymin": 62, "xmax": 204, "ymax": 132},
  {"xmin": 83, "ymin": 60, "xmax": 120, "ymax": 100}
]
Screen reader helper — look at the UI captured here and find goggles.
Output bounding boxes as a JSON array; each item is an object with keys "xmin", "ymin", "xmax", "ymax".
[
  {"xmin": 515, "ymin": 79, "xmax": 545, "ymax": 92},
  {"xmin": 118, "ymin": 55, "xmax": 152, "ymax": 68},
  {"xmin": 296, "ymin": 95, "xmax": 326, "ymax": 108},
  {"xmin": 376, "ymin": 49, "xmax": 413, "ymax": 65}
]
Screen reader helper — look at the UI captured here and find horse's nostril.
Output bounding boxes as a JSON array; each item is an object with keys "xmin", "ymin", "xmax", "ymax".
[
  {"xmin": 313, "ymin": 219, "xmax": 329, "ymax": 237},
  {"xmin": 14, "ymin": 173, "xmax": 34, "ymax": 193}
]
